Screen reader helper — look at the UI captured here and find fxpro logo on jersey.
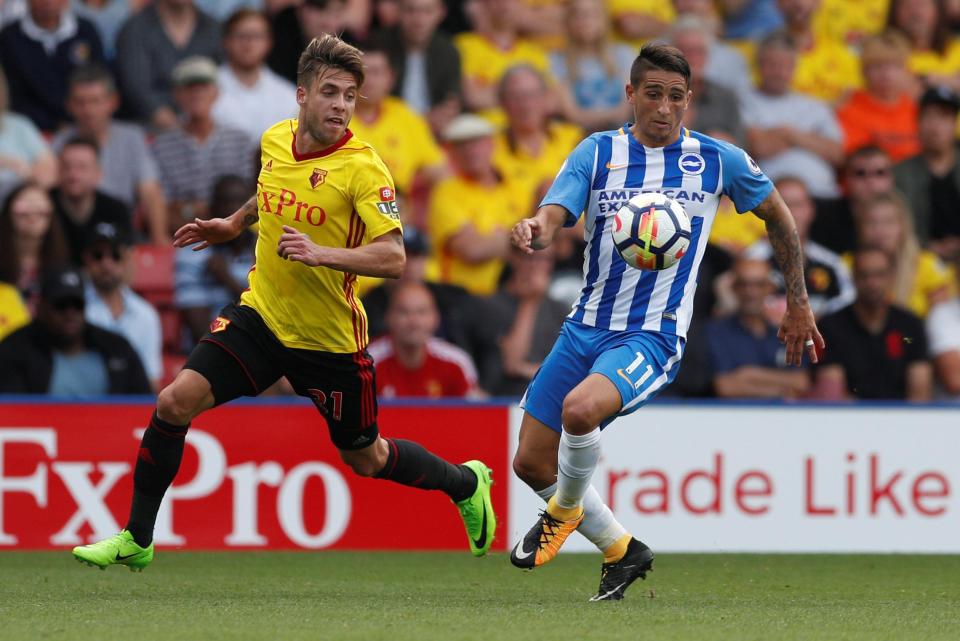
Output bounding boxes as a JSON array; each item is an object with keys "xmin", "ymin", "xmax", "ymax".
[{"xmin": 595, "ymin": 188, "xmax": 707, "ymax": 214}]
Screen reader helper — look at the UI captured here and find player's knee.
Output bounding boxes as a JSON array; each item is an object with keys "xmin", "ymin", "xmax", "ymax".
[
  {"xmin": 512, "ymin": 452, "xmax": 553, "ymax": 488},
  {"xmin": 340, "ymin": 448, "xmax": 385, "ymax": 478},
  {"xmin": 561, "ymin": 395, "xmax": 601, "ymax": 434},
  {"xmin": 156, "ymin": 382, "xmax": 203, "ymax": 425}
]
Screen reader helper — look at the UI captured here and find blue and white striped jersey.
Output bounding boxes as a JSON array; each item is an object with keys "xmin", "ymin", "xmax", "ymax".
[{"xmin": 542, "ymin": 126, "xmax": 773, "ymax": 339}]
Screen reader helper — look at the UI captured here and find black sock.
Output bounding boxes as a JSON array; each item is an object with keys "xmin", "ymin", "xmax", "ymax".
[
  {"xmin": 125, "ymin": 411, "xmax": 189, "ymax": 547},
  {"xmin": 374, "ymin": 438, "xmax": 478, "ymax": 502}
]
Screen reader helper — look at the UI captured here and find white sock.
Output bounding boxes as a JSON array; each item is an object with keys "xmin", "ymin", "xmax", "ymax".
[
  {"xmin": 580, "ymin": 487, "xmax": 628, "ymax": 551},
  {"xmin": 555, "ymin": 427, "xmax": 602, "ymax": 509},
  {"xmin": 534, "ymin": 481, "xmax": 626, "ymax": 551}
]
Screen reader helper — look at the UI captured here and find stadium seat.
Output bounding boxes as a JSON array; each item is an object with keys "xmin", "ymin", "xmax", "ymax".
[
  {"xmin": 159, "ymin": 308, "xmax": 183, "ymax": 353},
  {"xmin": 131, "ymin": 244, "xmax": 175, "ymax": 306},
  {"xmin": 160, "ymin": 353, "xmax": 187, "ymax": 389}
]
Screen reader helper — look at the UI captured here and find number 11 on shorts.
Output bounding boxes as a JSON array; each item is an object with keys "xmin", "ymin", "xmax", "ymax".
[{"xmin": 618, "ymin": 351, "xmax": 654, "ymax": 390}]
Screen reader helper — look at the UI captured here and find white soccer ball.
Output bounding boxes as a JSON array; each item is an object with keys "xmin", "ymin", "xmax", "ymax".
[{"xmin": 611, "ymin": 192, "xmax": 692, "ymax": 271}]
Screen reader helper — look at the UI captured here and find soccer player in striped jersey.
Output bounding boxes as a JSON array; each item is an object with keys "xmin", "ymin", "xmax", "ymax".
[
  {"xmin": 72, "ymin": 35, "xmax": 495, "ymax": 572},
  {"xmin": 508, "ymin": 44, "xmax": 824, "ymax": 600}
]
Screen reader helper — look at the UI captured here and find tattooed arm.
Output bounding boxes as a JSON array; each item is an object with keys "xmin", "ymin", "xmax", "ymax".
[
  {"xmin": 752, "ymin": 189, "xmax": 825, "ymax": 365},
  {"xmin": 172, "ymin": 195, "xmax": 258, "ymax": 252}
]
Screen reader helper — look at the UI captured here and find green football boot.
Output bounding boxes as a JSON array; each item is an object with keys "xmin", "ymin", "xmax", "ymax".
[
  {"xmin": 72, "ymin": 530, "xmax": 154, "ymax": 572},
  {"xmin": 455, "ymin": 460, "xmax": 496, "ymax": 557}
]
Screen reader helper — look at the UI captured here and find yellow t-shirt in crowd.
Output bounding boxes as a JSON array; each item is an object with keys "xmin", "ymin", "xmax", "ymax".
[
  {"xmin": 425, "ymin": 174, "xmax": 523, "ymax": 296},
  {"xmin": 347, "ymin": 97, "xmax": 445, "ymax": 194},
  {"xmin": 606, "ymin": 0, "xmax": 675, "ymax": 47},
  {"xmin": 708, "ymin": 197, "xmax": 766, "ymax": 253},
  {"xmin": 0, "ymin": 283, "xmax": 29, "ymax": 341},
  {"xmin": 492, "ymin": 121, "xmax": 583, "ymax": 216},
  {"xmin": 907, "ymin": 40, "xmax": 960, "ymax": 79},
  {"xmin": 813, "ymin": 0, "xmax": 888, "ymax": 44},
  {"xmin": 454, "ymin": 32, "xmax": 550, "ymax": 90},
  {"xmin": 241, "ymin": 120, "xmax": 402, "ymax": 353},
  {"xmin": 842, "ymin": 250, "xmax": 956, "ymax": 318}
]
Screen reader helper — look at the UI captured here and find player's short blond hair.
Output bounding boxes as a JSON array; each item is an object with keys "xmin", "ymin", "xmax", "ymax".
[{"xmin": 296, "ymin": 34, "xmax": 365, "ymax": 89}]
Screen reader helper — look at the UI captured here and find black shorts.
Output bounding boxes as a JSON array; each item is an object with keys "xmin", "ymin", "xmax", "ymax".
[{"xmin": 184, "ymin": 303, "xmax": 378, "ymax": 450}]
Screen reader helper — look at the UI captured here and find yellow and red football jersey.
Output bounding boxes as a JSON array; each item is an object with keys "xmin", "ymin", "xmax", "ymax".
[{"xmin": 240, "ymin": 119, "xmax": 402, "ymax": 353}]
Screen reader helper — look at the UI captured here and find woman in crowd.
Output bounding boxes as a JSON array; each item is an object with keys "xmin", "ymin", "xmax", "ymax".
[
  {"xmin": 887, "ymin": 0, "xmax": 960, "ymax": 89},
  {"xmin": 551, "ymin": 0, "xmax": 634, "ymax": 132},
  {"xmin": 852, "ymin": 191, "xmax": 955, "ymax": 318},
  {"xmin": 0, "ymin": 183, "xmax": 69, "ymax": 314}
]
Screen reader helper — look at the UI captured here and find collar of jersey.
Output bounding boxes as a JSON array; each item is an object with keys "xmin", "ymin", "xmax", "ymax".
[
  {"xmin": 618, "ymin": 124, "xmax": 688, "ymax": 151},
  {"xmin": 289, "ymin": 124, "xmax": 354, "ymax": 162}
]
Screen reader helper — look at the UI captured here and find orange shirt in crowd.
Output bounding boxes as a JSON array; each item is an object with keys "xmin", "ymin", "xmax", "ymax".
[{"xmin": 836, "ymin": 90, "xmax": 919, "ymax": 161}]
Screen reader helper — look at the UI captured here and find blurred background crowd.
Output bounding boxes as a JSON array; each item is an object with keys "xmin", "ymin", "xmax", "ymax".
[{"xmin": 0, "ymin": 0, "xmax": 958, "ymax": 402}]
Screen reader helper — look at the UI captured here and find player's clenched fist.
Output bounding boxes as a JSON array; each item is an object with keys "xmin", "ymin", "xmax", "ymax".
[
  {"xmin": 277, "ymin": 225, "xmax": 327, "ymax": 266},
  {"xmin": 511, "ymin": 218, "xmax": 542, "ymax": 254}
]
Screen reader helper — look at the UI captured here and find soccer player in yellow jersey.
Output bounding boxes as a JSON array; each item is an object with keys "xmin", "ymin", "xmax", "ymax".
[{"xmin": 72, "ymin": 35, "xmax": 497, "ymax": 572}]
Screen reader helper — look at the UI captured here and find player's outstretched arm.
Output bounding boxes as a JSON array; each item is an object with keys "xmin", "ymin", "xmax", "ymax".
[
  {"xmin": 277, "ymin": 226, "xmax": 405, "ymax": 278},
  {"xmin": 173, "ymin": 195, "xmax": 258, "ymax": 251},
  {"xmin": 752, "ymin": 189, "xmax": 825, "ymax": 366},
  {"xmin": 510, "ymin": 204, "xmax": 570, "ymax": 254}
]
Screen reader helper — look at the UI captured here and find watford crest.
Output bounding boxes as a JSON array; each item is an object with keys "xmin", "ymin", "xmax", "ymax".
[
  {"xmin": 210, "ymin": 317, "xmax": 231, "ymax": 333},
  {"xmin": 310, "ymin": 167, "xmax": 327, "ymax": 189}
]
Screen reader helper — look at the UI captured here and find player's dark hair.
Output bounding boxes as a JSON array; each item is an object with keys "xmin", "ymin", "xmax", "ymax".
[
  {"xmin": 68, "ymin": 64, "xmax": 117, "ymax": 94},
  {"xmin": 297, "ymin": 34, "xmax": 365, "ymax": 88},
  {"xmin": 60, "ymin": 135, "xmax": 101, "ymax": 159},
  {"xmin": 629, "ymin": 44, "xmax": 691, "ymax": 89},
  {"xmin": 222, "ymin": 8, "xmax": 269, "ymax": 38}
]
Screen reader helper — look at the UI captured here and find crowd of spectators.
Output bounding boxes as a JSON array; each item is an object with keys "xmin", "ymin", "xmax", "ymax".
[{"xmin": 0, "ymin": 0, "xmax": 959, "ymax": 403}]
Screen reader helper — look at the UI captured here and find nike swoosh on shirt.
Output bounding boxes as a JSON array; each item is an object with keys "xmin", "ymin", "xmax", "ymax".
[
  {"xmin": 605, "ymin": 162, "xmax": 629, "ymax": 170},
  {"xmin": 472, "ymin": 502, "xmax": 488, "ymax": 550}
]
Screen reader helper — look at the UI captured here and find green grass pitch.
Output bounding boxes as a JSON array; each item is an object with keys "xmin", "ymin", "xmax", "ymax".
[{"xmin": 1, "ymin": 552, "xmax": 958, "ymax": 641}]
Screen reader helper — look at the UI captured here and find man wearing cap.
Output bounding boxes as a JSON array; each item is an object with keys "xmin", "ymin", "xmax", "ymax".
[
  {"xmin": 152, "ymin": 56, "xmax": 253, "ymax": 232},
  {"xmin": 52, "ymin": 135, "xmax": 132, "ymax": 264},
  {"xmin": 0, "ymin": 266, "xmax": 150, "ymax": 395},
  {"xmin": 114, "ymin": 0, "xmax": 220, "ymax": 129},
  {"xmin": 426, "ymin": 113, "xmax": 522, "ymax": 296},
  {"xmin": 836, "ymin": 31, "xmax": 920, "ymax": 164},
  {"xmin": 894, "ymin": 85, "xmax": 960, "ymax": 257},
  {"xmin": 82, "ymin": 222, "xmax": 163, "ymax": 390}
]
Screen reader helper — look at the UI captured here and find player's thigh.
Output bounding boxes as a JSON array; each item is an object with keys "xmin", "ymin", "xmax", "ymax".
[
  {"xmin": 589, "ymin": 331, "xmax": 683, "ymax": 425},
  {"xmin": 156, "ymin": 368, "xmax": 216, "ymax": 424},
  {"xmin": 284, "ymin": 348, "xmax": 380, "ymax": 451},
  {"xmin": 520, "ymin": 321, "xmax": 594, "ymax": 433},
  {"xmin": 182, "ymin": 303, "xmax": 284, "ymax": 407},
  {"xmin": 561, "ymin": 373, "xmax": 623, "ymax": 434},
  {"xmin": 513, "ymin": 412, "xmax": 561, "ymax": 489}
]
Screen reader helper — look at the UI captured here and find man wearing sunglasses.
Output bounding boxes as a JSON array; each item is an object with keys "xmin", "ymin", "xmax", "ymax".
[
  {"xmin": 82, "ymin": 221, "xmax": 162, "ymax": 390},
  {"xmin": 0, "ymin": 266, "xmax": 151, "ymax": 395}
]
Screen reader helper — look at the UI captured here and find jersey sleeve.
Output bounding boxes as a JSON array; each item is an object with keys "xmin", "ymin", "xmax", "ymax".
[
  {"xmin": 718, "ymin": 142, "xmax": 774, "ymax": 214},
  {"xmin": 352, "ymin": 151, "xmax": 403, "ymax": 240},
  {"xmin": 539, "ymin": 135, "xmax": 597, "ymax": 227}
]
